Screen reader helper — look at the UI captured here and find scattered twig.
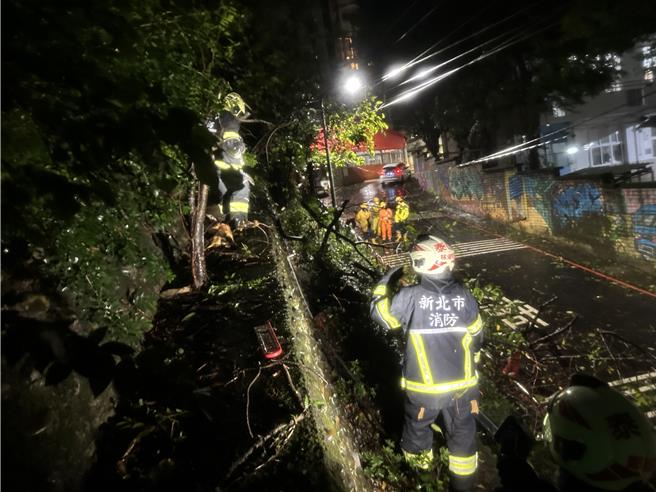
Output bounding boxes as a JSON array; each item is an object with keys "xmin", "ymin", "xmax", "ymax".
[
  {"xmin": 281, "ymin": 363, "xmax": 305, "ymax": 411},
  {"xmin": 526, "ymin": 294, "xmax": 558, "ymax": 332},
  {"xmin": 116, "ymin": 426, "xmax": 156, "ymax": 477},
  {"xmin": 331, "ymin": 294, "xmax": 344, "ymax": 311},
  {"xmin": 225, "ymin": 411, "xmax": 307, "ymax": 482},
  {"xmin": 274, "ymin": 217, "xmax": 304, "ymax": 241},
  {"xmin": 532, "ymin": 315, "xmax": 577, "ymax": 346},
  {"xmin": 245, "ymin": 366, "xmax": 262, "ymax": 438},
  {"xmin": 597, "ymin": 330, "xmax": 656, "ymax": 362},
  {"xmin": 596, "ymin": 329, "xmax": 623, "ymax": 381}
]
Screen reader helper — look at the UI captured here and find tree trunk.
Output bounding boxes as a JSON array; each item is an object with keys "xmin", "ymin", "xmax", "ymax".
[{"xmin": 191, "ymin": 182, "xmax": 209, "ymax": 289}]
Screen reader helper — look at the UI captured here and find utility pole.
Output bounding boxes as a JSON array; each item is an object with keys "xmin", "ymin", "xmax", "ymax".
[{"xmin": 320, "ymin": 98, "xmax": 337, "ymax": 208}]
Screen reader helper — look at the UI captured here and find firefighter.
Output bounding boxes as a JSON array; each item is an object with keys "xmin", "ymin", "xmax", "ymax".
[
  {"xmin": 378, "ymin": 201, "xmax": 393, "ymax": 242},
  {"xmin": 542, "ymin": 374, "xmax": 656, "ymax": 491},
  {"xmin": 394, "ymin": 195, "xmax": 410, "ymax": 242},
  {"xmin": 355, "ymin": 202, "xmax": 371, "ymax": 235},
  {"xmin": 370, "ymin": 236, "xmax": 483, "ymax": 491},
  {"xmin": 370, "ymin": 197, "xmax": 382, "ymax": 237},
  {"xmin": 495, "ymin": 373, "xmax": 656, "ymax": 492},
  {"xmin": 210, "ymin": 93, "xmax": 253, "ymax": 229}
]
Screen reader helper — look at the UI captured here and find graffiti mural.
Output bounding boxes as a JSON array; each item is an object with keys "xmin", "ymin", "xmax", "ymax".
[
  {"xmin": 413, "ymin": 159, "xmax": 656, "ymax": 263},
  {"xmin": 448, "ymin": 167, "xmax": 484, "ymax": 200},
  {"xmin": 523, "ymin": 176, "xmax": 555, "ymax": 229},
  {"xmin": 507, "ymin": 174, "xmax": 525, "ymax": 222},
  {"xmin": 551, "ymin": 182, "xmax": 602, "ymax": 228},
  {"xmin": 633, "ymin": 204, "xmax": 656, "ymax": 260},
  {"xmin": 484, "ymin": 174, "xmax": 508, "ymax": 220}
]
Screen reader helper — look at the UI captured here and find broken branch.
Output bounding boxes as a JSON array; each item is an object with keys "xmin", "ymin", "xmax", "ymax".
[{"xmin": 531, "ymin": 315, "xmax": 577, "ymax": 346}]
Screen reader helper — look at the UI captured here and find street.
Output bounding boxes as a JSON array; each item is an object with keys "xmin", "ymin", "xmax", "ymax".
[{"xmin": 337, "ymin": 178, "xmax": 656, "ymax": 419}]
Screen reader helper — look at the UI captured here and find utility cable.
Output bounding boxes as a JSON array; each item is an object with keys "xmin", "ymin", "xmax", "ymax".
[
  {"xmin": 381, "ymin": 21, "xmax": 558, "ymax": 108},
  {"xmin": 457, "ymin": 88, "xmax": 656, "ymax": 167},
  {"xmin": 395, "ymin": 3, "xmax": 441, "ymax": 44},
  {"xmin": 399, "ymin": 25, "xmax": 526, "ymax": 86},
  {"xmin": 381, "ymin": 1, "xmax": 543, "ymax": 82}
]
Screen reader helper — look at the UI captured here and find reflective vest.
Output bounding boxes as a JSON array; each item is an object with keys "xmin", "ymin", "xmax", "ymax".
[
  {"xmin": 371, "ymin": 276, "xmax": 483, "ymax": 408},
  {"xmin": 394, "ymin": 202, "xmax": 409, "ymax": 223}
]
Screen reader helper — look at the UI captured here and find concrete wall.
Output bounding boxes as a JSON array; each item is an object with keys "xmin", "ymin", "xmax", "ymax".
[{"xmin": 415, "ymin": 159, "xmax": 656, "ymax": 263}]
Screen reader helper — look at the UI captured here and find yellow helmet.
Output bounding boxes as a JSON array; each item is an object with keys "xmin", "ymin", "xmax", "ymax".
[
  {"xmin": 380, "ymin": 201, "xmax": 386, "ymax": 208},
  {"xmin": 223, "ymin": 92, "xmax": 248, "ymax": 118},
  {"xmin": 373, "ymin": 197, "xmax": 380, "ymax": 204},
  {"xmin": 360, "ymin": 202, "xmax": 368, "ymax": 209},
  {"xmin": 395, "ymin": 196, "xmax": 403, "ymax": 202}
]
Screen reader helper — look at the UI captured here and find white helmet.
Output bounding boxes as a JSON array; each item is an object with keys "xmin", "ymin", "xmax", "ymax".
[
  {"xmin": 410, "ymin": 235, "xmax": 455, "ymax": 277},
  {"xmin": 544, "ymin": 374, "xmax": 656, "ymax": 490}
]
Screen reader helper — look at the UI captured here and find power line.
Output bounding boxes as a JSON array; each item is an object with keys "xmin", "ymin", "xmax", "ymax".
[
  {"xmin": 395, "ymin": 3, "xmax": 441, "ymax": 44},
  {"xmin": 381, "ymin": 21, "xmax": 557, "ymax": 108},
  {"xmin": 456, "ymin": 89, "xmax": 656, "ymax": 167},
  {"xmin": 380, "ymin": 2, "xmax": 543, "ymax": 82},
  {"xmin": 398, "ymin": 25, "xmax": 525, "ymax": 86}
]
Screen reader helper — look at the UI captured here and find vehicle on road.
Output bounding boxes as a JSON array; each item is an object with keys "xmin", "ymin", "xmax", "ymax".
[
  {"xmin": 633, "ymin": 204, "xmax": 656, "ymax": 259},
  {"xmin": 379, "ymin": 162, "xmax": 411, "ymax": 185}
]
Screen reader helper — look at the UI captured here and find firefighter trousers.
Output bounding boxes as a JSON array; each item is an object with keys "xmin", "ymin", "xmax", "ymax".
[
  {"xmin": 401, "ymin": 395, "xmax": 477, "ymax": 492},
  {"xmin": 213, "ymin": 168, "xmax": 250, "ymax": 226},
  {"xmin": 379, "ymin": 220, "xmax": 392, "ymax": 241}
]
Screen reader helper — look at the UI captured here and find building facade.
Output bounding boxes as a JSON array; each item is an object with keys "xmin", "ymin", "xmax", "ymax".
[{"xmin": 540, "ymin": 41, "xmax": 656, "ymax": 182}]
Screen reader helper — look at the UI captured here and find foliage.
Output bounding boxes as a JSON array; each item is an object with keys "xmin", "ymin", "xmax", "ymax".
[
  {"xmin": 2, "ymin": 0, "xmax": 248, "ymax": 343},
  {"xmin": 311, "ymin": 97, "xmax": 388, "ymax": 168}
]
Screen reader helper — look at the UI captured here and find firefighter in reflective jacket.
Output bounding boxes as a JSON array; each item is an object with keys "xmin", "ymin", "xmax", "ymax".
[
  {"xmin": 370, "ymin": 197, "xmax": 382, "ymax": 237},
  {"xmin": 210, "ymin": 93, "xmax": 252, "ymax": 229},
  {"xmin": 355, "ymin": 202, "xmax": 371, "ymax": 235},
  {"xmin": 378, "ymin": 202, "xmax": 393, "ymax": 241},
  {"xmin": 370, "ymin": 235, "xmax": 484, "ymax": 491},
  {"xmin": 394, "ymin": 195, "xmax": 410, "ymax": 242}
]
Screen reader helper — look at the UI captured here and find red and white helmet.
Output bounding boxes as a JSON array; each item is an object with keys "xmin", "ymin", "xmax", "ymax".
[{"xmin": 410, "ymin": 235, "xmax": 455, "ymax": 276}]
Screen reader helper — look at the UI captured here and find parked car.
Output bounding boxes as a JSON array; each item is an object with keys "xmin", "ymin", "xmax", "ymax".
[
  {"xmin": 633, "ymin": 204, "xmax": 656, "ymax": 260},
  {"xmin": 379, "ymin": 162, "xmax": 411, "ymax": 185}
]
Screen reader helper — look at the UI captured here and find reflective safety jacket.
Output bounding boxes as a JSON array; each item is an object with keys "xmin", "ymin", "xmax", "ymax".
[
  {"xmin": 355, "ymin": 208, "xmax": 371, "ymax": 231},
  {"xmin": 371, "ymin": 274, "xmax": 483, "ymax": 409},
  {"xmin": 394, "ymin": 201, "xmax": 410, "ymax": 223}
]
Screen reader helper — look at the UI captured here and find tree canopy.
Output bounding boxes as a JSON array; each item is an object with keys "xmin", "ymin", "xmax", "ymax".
[{"xmin": 1, "ymin": 0, "xmax": 325, "ymax": 342}]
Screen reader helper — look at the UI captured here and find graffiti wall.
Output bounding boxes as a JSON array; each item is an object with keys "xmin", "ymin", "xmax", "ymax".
[{"xmin": 414, "ymin": 159, "xmax": 656, "ymax": 262}]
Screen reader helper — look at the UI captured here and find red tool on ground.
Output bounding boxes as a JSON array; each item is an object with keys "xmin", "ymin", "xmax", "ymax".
[{"xmin": 254, "ymin": 320, "xmax": 283, "ymax": 359}]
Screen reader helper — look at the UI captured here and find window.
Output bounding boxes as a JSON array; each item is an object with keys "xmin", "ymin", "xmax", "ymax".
[
  {"xmin": 584, "ymin": 131, "xmax": 623, "ymax": 166},
  {"xmin": 338, "ymin": 36, "xmax": 357, "ymax": 63},
  {"xmin": 642, "ymin": 46, "xmax": 656, "ymax": 82},
  {"xmin": 552, "ymin": 103, "xmax": 566, "ymax": 118}
]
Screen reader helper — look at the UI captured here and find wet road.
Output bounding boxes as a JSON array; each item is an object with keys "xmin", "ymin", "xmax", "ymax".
[{"xmin": 335, "ymin": 179, "xmax": 656, "ymax": 409}]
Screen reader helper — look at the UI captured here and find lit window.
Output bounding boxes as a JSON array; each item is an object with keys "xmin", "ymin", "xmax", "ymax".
[
  {"xmin": 605, "ymin": 80, "xmax": 623, "ymax": 93},
  {"xmin": 588, "ymin": 131, "xmax": 623, "ymax": 166},
  {"xmin": 552, "ymin": 103, "xmax": 566, "ymax": 118},
  {"xmin": 642, "ymin": 45, "xmax": 656, "ymax": 81}
]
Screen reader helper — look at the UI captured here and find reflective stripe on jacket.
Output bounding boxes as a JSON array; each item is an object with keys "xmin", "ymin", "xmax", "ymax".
[
  {"xmin": 371, "ymin": 276, "xmax": 483, "ymax": 408},
  {"xmin": 214, "ymin": 159, "xmax": 244, "ymax": 171}
]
